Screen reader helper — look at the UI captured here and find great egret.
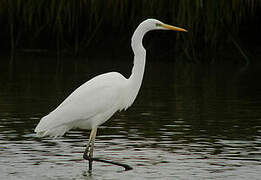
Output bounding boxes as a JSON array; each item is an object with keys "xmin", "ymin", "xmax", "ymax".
[{"xmin": 35, "ymin": 19, "xmax": 187, "ymax": 169}]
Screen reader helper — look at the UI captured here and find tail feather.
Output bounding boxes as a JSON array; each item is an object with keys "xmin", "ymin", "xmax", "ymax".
[
  {"xmin": 36, "ymin": 125, "xmax": 69, "ymax": 138},
  {"xmin": 35, "ymin": 115, "xmax": 70, "ymax": 138}
]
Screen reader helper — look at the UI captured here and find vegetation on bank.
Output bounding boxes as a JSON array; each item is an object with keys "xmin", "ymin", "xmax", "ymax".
[{"xmin": 0, "ymin": 0, "xmax": 260, "ymax": 61}]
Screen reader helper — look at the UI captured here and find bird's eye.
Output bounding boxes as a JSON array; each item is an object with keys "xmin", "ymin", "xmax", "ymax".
[{"xmin": 155, "ymin": 23, "xmax": 162, "ymax": 27}]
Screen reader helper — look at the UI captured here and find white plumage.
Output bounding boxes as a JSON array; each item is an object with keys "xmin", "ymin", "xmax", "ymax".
[
  {"xmin": 35, "ymin": 72, "xmax": 130, "ymax": 137},
  {"xmin": 34, "ymin": 19, "xmax": 186, "ymax": 167}
]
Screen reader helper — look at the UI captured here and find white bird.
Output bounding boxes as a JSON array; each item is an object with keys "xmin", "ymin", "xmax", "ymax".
[{"xmin": 35, "ymin": 19, "xmax": 187, "ymax": 167}]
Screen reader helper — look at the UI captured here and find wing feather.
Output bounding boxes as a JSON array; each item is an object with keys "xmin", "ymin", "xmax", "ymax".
[{"xmin": 35, "ymin": 72, "xmax": 127, "ymax": 136}]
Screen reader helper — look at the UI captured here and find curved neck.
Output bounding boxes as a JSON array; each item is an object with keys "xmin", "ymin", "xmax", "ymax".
[
  {"xmin": 129, "ymin": 24, "xmax": 147, "ymax": 84},
  {"xmin": 123, "ymin": 23, "xmax": 148, "ymax": 109}
]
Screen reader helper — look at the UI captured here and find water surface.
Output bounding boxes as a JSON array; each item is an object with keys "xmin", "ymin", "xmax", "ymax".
[{"xmin": 0, "ymin": 54, "xmax": 261, "ymax": 179}]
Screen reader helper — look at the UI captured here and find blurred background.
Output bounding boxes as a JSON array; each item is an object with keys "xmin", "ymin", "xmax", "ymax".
[
  {"xmin": 1, "ymin": 1, "xmax": 261, "ymax": 179},
  {"xmin": 0, "ymin": 0, "xmax": 261, "ymax": 62}
]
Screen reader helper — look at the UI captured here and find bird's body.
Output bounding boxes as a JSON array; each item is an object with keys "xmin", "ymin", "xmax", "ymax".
[
  {"xmin": 35, "ymin": 19, "xmax": 186, "ymax": 170},
  {"xmin": 35, "ymin": 72, "xmax": 130, "ymax": 137}
]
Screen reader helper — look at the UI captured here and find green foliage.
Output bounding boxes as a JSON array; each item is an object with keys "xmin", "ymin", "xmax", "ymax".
[{"xmin": 0, "ymin": 0, "xmax": 260, "ymax": 60}]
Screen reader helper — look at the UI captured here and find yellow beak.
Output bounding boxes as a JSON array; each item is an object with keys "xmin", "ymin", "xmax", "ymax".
[{"xmin": 161, "ymin": 23, "xmax": 187, "ymax": 32}]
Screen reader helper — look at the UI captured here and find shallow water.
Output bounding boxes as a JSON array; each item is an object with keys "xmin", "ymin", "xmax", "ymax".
[{"xmin": 0, "ymin": 54, "xmax": 261, "ymax": 179}]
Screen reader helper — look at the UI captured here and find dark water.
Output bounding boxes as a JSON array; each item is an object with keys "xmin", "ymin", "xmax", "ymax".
[{"xmin": 0, "ymin": 54, "xmax": 261, "ymax": 179}]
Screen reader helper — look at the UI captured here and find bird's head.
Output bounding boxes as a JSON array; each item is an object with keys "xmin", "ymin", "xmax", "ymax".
[
  {"xmin": 131, "ymin": 18, "xmax": 187, "ymax": 51},
  {"xmin": 142, "ymin": 19, "xmax": 187, "ymax": 32}
]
